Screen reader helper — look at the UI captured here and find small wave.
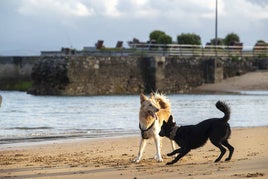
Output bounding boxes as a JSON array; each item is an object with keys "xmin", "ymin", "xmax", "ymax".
[
  {"xmin": 240, "ymin": 91, "xmax": 268, "ymax": 95},
  {"xmin": 7, "ymin": 127, "xmax": 53, "ymax": 130},
  {"xmin": 0, "ymin": 130, "xmax": 139, "ymax": 145},
  {"xmin": 0, "ymin": 134, "xmax": 82, "ymax": 145}
]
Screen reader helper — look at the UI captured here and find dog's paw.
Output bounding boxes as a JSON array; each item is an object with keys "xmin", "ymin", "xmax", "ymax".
[
  {"xmin": 167, "ymin": 152, "xmax": 173, "ymax": 156},
  {"xmin": 132, "ymin": 158, "xmax": 140, "ymax": 163},
  {"xmin": 154, "ymin": 154, "xmax": 163, "ymax": 162},
  {"xmin": 225, "ymin": 157, "xmax": 231, "ymax": 161},
  {"xmin": 156, "ymin": 158, "xmax": 163, "ymax": 162},
  {"xmin": 155, "ymin": 156, "xmax": 163, "ymax": 162},
  {"xmin": 166, "ymin": 161, "xmax": 173, "ymax": 165},
  {"xmin": 214, "ymin": 158, "xmax": 220, "ymax": 163}
]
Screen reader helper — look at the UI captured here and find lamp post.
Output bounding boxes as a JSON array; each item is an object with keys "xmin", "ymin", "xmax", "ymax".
[{"xmin": 215, "ymin": 0, "xmax": 218, "ymax": 46}]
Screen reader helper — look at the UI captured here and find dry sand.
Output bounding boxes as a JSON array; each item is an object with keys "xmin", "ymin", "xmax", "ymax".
[
  {"xmin": 0, "ymin": 127, "xmax": 267, "ymax": 179},
  {"xmin": 193, "ymin": 70, "xmax": 268, "ymax": 93},
  {"xmin": 1, "ymin": 70, "xmax": 268, "ymax": 179}
]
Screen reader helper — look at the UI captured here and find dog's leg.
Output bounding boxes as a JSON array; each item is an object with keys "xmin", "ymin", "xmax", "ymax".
[
  {"xmin": 222, "ymin": 140, "xmax": 234, "ymax": 161},
  {"xmin": 153, "ymin": 135, "xmax": 163, "ymax": 162},
  {"xmin": 166, "ymin": 148, "xmax": 190, "ymax": 165},
  {"xmin": 167, "ymin": 148, "xmax": 183, "ymax": 156},
  {"xmin": 211, "ymin": 141, "xmax": 226, "ymax": 162},
  {"xmin": 133, "ymin": 138, "xmax": 147, "ymax": 163},
  {"xmin": 170, "ymin": 140, "xmax": 176, "ymax": 151}
]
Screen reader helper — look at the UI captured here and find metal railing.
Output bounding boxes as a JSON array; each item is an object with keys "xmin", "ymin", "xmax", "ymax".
[
  {"xmin": 39, "ymin": 44, "xmax": 268, "ymax": 58},
  {"xmin": 126, "ymin": 44, "xmax": 268, "ymax": 57}
]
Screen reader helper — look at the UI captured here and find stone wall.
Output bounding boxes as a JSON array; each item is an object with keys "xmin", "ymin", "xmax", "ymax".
[
  {"xmin": 155, "ymin": 57, "xmax": 204, "ymax": 93},
  {"xmin": 223, "ymin": 58, "xmax": 256, "ymax": 78},
  {"xmin": 0, "ymin": 56, "xmax": 38, "ymax": 90},
  {"xmin": 28, "ymin": 56, "xmax": 145, "ymax": 95},
  {"xmin": 1, "ymin": 55, "xmax": 257, "ymax": 95},
  {"xmin": 65, "ymin": 56, "xmax": 144, "ymax": 95},
  {"xmin": 27, "ymin": 56, "xmax": 229, "ymax": 95}
]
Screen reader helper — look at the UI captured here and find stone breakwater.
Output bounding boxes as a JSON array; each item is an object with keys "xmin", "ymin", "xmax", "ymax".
[
  {"xmin": 28, "ymin": 56, "xmax": 144, "ymax": 95},
  {"xmin": 27, "ymin": 56, "xmax": 255, "ymax": 96},
  {"xmin": 0, "ymin": 56, "xmax": 39, "ymax": 90}
]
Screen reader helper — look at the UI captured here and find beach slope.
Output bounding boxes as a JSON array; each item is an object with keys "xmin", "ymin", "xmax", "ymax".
[{"xmin": 193, "ymin": 70, "xmax": 268, "ymax": 93}]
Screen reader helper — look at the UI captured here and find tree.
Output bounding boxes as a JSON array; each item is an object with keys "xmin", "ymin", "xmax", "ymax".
[
  {"xmin": 177, "ymin": 33, "xmax": 201, "ymax": 45},
  {"xmin": 158, "ymin": 34, "xmax": 172, "ymax": 44},
  {"xmin": 224, "ymin": 33, "xmax": 240, "ymax": 46},
  {"xmin": 255, "ymin": 40, "xmax": 266, "ymax": 44},
  {"xmin": 149, "ymin": 30, "xmax": 172, "ymax": 44},
  {"xmin": 210, "ymin": 38, "xmax": 224, "ymax": 45},
  {"xmin": 150, "ymin": 30, "xmax": 165, "ymax": 41}
]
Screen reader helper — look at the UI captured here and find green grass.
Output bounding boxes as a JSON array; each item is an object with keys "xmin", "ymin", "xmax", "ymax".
[{"xmin": 1, "ymin": 81, "xmax": 32, "ymax": 91}]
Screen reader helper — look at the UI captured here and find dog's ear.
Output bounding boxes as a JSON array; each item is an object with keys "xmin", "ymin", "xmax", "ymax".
[
  {"xmin": 168, "ymin": 115, "xmax": 173, "ymax": 123},
  {"xmin": 140, "ymin": 93, "xmax": 148, "ymax": 104},
  {"xmin": 149, "ymin": 92, "xmax": 154, "ymax": 99},
  {"xmin": 168, "ymin": 115, "xmax": 176, "ymax": 125}
]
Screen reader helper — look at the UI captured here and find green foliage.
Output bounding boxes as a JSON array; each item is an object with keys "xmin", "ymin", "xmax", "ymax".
[
  {"xmin": 231, "ymin": 56, "xmax": 240, "ymax": 61},
  {"xmin": 256, "ymin": 40, "xmax": 266, "ymax": 44},
  {"xmin": 149, "ymin": 30, "xmax": 172, "ymax": 44},
  {"xmin": 158, "ymin": 34, "xmax": 172, "ymax": 44},
  {"xmin": 177, "ymin": 33, "xmax": 201, "ymax": 45},
  {"xmin": 1, "ymin": 81, "xmax": 32, "ymax": 91},
  {"xmin": 150, "ymin": 30, "xmax": 165, "ymax": 41},
  {"xmin": 224, "ymin": 33, "xmax": 240, "ymax": 45},
  {"xmin": 210, "ymin": 38, "xmax": 225, "ymax": 45}
]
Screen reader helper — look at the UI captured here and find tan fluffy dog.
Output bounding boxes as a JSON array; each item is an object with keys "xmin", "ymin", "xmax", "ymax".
[{"xmin": 133, "ymin": 92, "xmax": 175, "ymax": 163}]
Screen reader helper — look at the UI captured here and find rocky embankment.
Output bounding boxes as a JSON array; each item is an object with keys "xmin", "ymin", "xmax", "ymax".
[
  {"xmin": 28, "ymin": 57, "xmax": 69, "ymax": 95},
  {"xmin": 27, "ymin": 55, "xmax": 260, "ymax": 96}
]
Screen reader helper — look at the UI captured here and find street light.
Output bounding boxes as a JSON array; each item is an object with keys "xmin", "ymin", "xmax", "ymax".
[{"xmin": 215, "ymin": 0, "xmax": 218, "ymax": 46}]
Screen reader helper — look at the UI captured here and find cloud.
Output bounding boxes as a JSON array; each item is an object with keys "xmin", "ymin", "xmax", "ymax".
[
  {"xmin": 18, "ymin": 0, "xmax": 95, "ymax": 17},
  {"xmin": 220, "ymin": 0, "xmax": 268, "ymax": 20},
  {"xmin": 102, "ymin": 0, "xmax": 121, "ymax": 17},
  {"xmin": 0, "ymin": 0, "xmax": 267, "ymax": 55},
  {"xmin": 246, "ymin": 0, "xmax": 268, "ymax": 6}
]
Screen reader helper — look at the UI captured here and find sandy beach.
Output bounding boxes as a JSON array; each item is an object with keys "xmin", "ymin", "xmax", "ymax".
[
  {"xmin": 1, "ymin": 70, "xmax": 268, "ymax": 179},
  {"xmin": 193, "ymin": 70, "xmax": 268, "ymax": 93},
  {"xmin": 0, "ymin": 127, "xmax": 267, "ymax": 179}
]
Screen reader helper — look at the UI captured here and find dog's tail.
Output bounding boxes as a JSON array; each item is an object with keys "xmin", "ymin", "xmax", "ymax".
[{"xmin": 216, "ymin": 101, "xmax": 230, "ymax": 122}]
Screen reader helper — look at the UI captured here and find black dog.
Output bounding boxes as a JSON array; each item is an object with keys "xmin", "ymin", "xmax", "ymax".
[{"xmin": 159, "ymin": 101, "xmax": 234, "ymax": 165}]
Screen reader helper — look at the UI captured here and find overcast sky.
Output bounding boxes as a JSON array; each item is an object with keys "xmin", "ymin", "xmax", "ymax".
[{"xmin": 0, "ymin": 0, "xmax": 267, "ymax": 55}]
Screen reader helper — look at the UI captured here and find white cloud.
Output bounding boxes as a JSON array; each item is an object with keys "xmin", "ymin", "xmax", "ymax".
[
  {"xmin": 18, "ymin": 0, "xmax": 95, "ymax": 17},
  {"xmin": 216, "ymin": 0, "xmax": 268, "ymax": 20},
  {"xmin": 15, "ymin": 0, "xmax": 268, "ymax": 20},
  {"xmin": 103, "ymin": 0, "xmax": 121, "ymax": 17},
  {"xmin": 0, "ymin": 0, "xmax": 267, "ymax": 55}
]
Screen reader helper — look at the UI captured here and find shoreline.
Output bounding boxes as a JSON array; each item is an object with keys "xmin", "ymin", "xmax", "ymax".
[
  {"xmin": 2, "ymin": 126, "xmax": 267, "ymax": 149},
  {"xmin": 0, "ymin": 134, "xmax": 139, "ymax": 151},
  {"xmin": 1, "ymin": 127, "xmax": 267, "ymax": 179},
  {"xmin": 1, "ymin": 125, "xmax": 267, "ymax": 148}
]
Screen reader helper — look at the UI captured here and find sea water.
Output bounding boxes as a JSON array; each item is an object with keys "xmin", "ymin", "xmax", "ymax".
[{"xmin": 0, "ymin": 91, "xmax": 267, "ymax": 145}]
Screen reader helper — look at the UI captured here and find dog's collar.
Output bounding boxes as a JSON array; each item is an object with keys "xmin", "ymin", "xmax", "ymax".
[
  {"xmin": 139, "ymin": 120, "xmax": 155, "ymax": 132},
  {"xmin": 169, "ymin": 125, "xmax": 180, "ymax": 140},
  {"xmin": 139, "ymin": 114, "xmax": 158, "ymax": 139},
  {"xmin": 139, "ymin": 113, "xmax": 158, "ymax": 132},
  {"xmin": 139, "ymin": 120, "xmax": 155, "ymax": 139}
]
